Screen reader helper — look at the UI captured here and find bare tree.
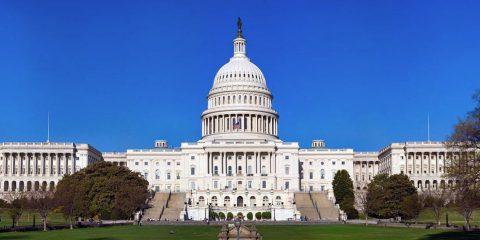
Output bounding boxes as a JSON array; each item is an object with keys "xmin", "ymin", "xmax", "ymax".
[
  {"xmin": 4, "ymin": 191, "xmax": 27, "ymax": 228},
  {"xmin": 445, "ymin": 90, "xmax": 480, "ymax": 231},
  {"xmin": 29, "ymin": 190, "xmax": 55, "ymax": 231},
  {"xmin": 423, "ymin": 189, "xmax": 449, "ymax": 227},
  {"xmin": 355, "ymin": 190, "xmax": 369, "ymax": 226}
]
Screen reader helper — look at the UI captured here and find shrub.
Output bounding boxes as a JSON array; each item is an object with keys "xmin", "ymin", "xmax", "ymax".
[
  {"xmin": 218, "ymin": 212, "xmax": 226, "ymax": 220},
  {"xmin": 227, "ymin": 212, "xmax": 234, "ymax": 220},
  {"xmin": 255, "ymin": 212, "xmax": 262, "ymax": 220},
  {"xmin": 261, "ymin": 211, "xmax": 271, "ymax": 220},
  {"xmin": 247, "ymin": 212, "xmax": 253, "ymax": 220},
  {"xmin": 237, "ymin": 212, "xmax": 244, "ymax": 219}
]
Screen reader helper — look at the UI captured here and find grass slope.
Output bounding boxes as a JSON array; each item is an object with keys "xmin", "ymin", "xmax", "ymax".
[{"xmin": 1, "ymin": 224, "xmax": 479, "ymax": 240}]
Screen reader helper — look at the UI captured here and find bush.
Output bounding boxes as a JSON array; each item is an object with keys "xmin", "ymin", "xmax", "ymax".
[
  {"xmin": 261, "ymin": 211, "xmax": 271, "ymax": 220},
  {"xmin": 237, "ymin": 212, "xmax": 244, "ymax": 219},
  {"xmin": 340, "ymin": 199, "xmax": 359, "ymax": 219},
  {"xmin": 227, "ymin": 212, "xmax": 234, "ymax": 220},
  {"xmin": 218, "ymin": 212, "xmax": 225, "ymax": 220},
  {"xmin": 247, "ymin": 212, "xmax": 253, "ymax": 220},
  {"xmin": 255, "ymin": 212, "xmax": 262, "ymax": 220}
]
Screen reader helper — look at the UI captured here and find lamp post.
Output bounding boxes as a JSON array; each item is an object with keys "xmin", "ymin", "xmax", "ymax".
[{"xmin": 234, "ymin": 218, "xmax": 241, "ymax": 240}]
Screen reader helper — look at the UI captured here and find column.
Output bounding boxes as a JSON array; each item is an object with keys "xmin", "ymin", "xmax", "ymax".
[
  {"xmin": 255, "ymin": 152, "xmax": 258, "ymax": 174},
  {"xmin": 244, "ymin": 152, "xmax": 247, "ymax": 175},
  {"xmin": 207, "ymin": 152, "xmax": 210, "ymax": 175},
  {"xmin": 269, "ymin": 152, "xmax": 272, "ymax": 173},
  {"xmin": 221, "ymin": 152, "xmax": 224, "ymax": 174},
  {"xmin": 64, "ymin": 153, "xmax": 68, "ymax": 174},
  {"xmin": 34, "ymin": 153, "xmax": 38, "ymax": 176},
  {"xmin": 234, "ymin": 152, "xmax": 237, "ymax": 174},
  {"xmin": 26, "ymin": 153, "xmax": 30, "ymax": 175}
]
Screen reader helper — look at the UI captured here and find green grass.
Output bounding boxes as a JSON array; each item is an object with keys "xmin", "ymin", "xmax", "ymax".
[
  {"xmin": 0, "ymin": 211, "xmax": 67, "ymax": 228},
  {"xmin": 417, "ymin": 208, "xmax": 480, "ymax": 226},
  {"xmin": 1, "ymin": 224, "xmax": 479, "ymax": 240}
]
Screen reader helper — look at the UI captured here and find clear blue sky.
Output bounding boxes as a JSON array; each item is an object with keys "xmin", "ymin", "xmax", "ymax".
[{"xmin": 0, "ymin": 1, "xmax": 478, "ymax": 151}]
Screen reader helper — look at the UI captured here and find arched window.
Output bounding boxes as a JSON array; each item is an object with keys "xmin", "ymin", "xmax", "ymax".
[
  {"xmin": 249, "ymin": 196, "xmax": 256, "ymax": 206},
  {"xmin": 262, "ymin": 196, "xmax": 269, "ymax": 206},
  {"xmin": 212, "ymin": 196, "xmax": 218, "ymax": 206},
  {"xmin": 275, "ymin": 196, "xmax": 282, "ymax": 205},
  {"xmin": 224, "ymin": 196, "xmax": 231, "ymax": 206},
  {"xmin": 199, "ymin": 196, "xmax": 205, "ymax": 206},
  {"xmin": 261, "ymin": 165, "xmax": 266, "ymax": 175}
]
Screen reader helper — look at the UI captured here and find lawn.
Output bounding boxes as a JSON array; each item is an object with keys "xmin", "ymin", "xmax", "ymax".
[
  {"xmin": 1, "ymin": 224, "xmax": 479, "ymax": 240},
  {"xmin": 0, "ymin": 211, "xmax": 67, "ymax": 228},
  {"xmin": 417, "ymin": 208, "xmax": 480, "ymax": 226}
]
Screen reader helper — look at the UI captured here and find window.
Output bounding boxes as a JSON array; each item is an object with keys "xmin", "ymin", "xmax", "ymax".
[
  {"xmin": 144, "ymin": 162, "xmax": 148, "ymax": 166},
  {"xmin": 167, "ymin": 172, "xmax": 171, "ymax": 180},
  {"xmin": 176, "ymin": 172, "xmax": 180, "ymax": 179},
  {"xmin": 214, "ymin": 181, "xmax": 218, "ymax": 189},
  {"xmin": 176, "ymin": 162, "xmax": 180, "ymax": 166},
  {"xmin": 227, "ymin": 166, "xmax": 233, "ymax": 176},
  {"xmin": 247, "ymin": 165, "xmax": 252, "ymax": 174},
  {"xmin": 321, "ymin": 162, "xmax": 324, "ymax": 165},
  {"xmin": 213, "ymin": 166, "xmax": 219, "ymax": 175},
  {"xmin": 262, "ymin": 181, "xmax": 267, "ymax": 189},
  {"xmin": 135, "ymin": 162, "xmax": 139, "ymax": 166},
  {"xmin": 155, "ymin": 170, "xmax": 160, "ymax": 180},
  {"xmin": 309, "ymin": 172, "xmax": 313, "ymax": 179},
  {"xmin": 332, "ymin": 161, "xmax": 336, "ymax": 165},
  {"xmin": 285, "ymin": 166, "xmax": 290, "ymax": 175},
  {"xmin": 227, "ymin": 181, "xmax": 232, "ymax": 189},
  {"xmin": 248, "ymin": 181, "xmax": 252, "ymax": 188},
  {"xmin": 190, "ymin": 182, "xmax": 196, "ymax": 190},
  {"xmin": 167, "ymin": 162, "xmax": 171, "ymax": 166},
  {"xmin": 341, "ymin": 161, "xmax": 345, "ymax": 165},
  {"xmin": 190, "ymin": 166, "xmax": 196, "ymax": 175},
  {"xmin": 320, "ymin": 169, "xmax": 325, "ymax": 179},
  {"xmin": 309, "ymin": 161, "xmax": 312, "ymax": 166},
  {"xmin": 284, "ymin": 181, "xmax": 289, "ymax": 190},
  {"xmin": 191, "ymin": 156, "xmax": 195, "ymax": 160},
  {"xmin": 155, "ymin": 186, "xmax": 160, "ymax": 192},
  {"xmin": 285, "ymin": 156, "xmax": 289, "ymax": 160}
]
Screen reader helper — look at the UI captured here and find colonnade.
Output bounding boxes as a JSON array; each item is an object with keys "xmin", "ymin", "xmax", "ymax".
[
  {"xmin": 1, "ymin": 152, "xmax": 74, "ymax": 177},
  {"xmin": 202, "ymin": 113, "xmax": 278, "ymax": 136}
]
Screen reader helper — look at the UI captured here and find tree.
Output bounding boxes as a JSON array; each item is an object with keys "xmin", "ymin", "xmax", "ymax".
[
  {"xmin": 446, "ymin": 90, "xmax": 480, "ymax": 231},
  {"xmin": 29, "ymin": 190, "xmax": 55, "ymax": 231},
  {"xmin": 247, "ymin": 212, "xmax": 253, "ymax": 220},
  {"xmin": 261, "ymin": 211, "xmax": 271, "ymax": 220},
  {"xmin": 255, "ymin": 212, "xmax": 261, "ymax": 220},
  {"xmin": 332, "ymin": 170, "xmax": 357, "ymax": 219},
  {"xmin": 227, "ymin": 212, "xmax": 234, "ymax": 220},
  {"xmin": 4, "ymin": 192, "xmax": 27, "ymax": 228},
  {"xmin": 424, "ymin": 189, "xmax": 449, "ymax": 226},
  {"xmin": 218, "ymin": 212, "xmax": 225, "ymax": 220},
  {"xmin": 401, "ymin": 194, "xmax": 422, "ymax": 222},
  {"xmin": 366, "ymin": 173, "xmax": 419, "ymax": 220},
  {"xmin": 355, "ymin": 190, "xmax": 369, "ymax": 225},
  {"xmin": 237, "ymin": 212, "xmax": 244, "ymax": 219},
  {"xmin": 54, "ymin": 162, "xmax": 149, "ymax": 224}
]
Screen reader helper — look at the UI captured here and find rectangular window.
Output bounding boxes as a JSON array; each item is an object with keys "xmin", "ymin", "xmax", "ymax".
[
  {"xmin": 135, "ymin": 162, "xmax": 139, "ymax": 166},
  {"xmin": 248, "ymin": 181, "xmax": 252, "ymax": 188},
  {"xmin": 262, "ymin": 181, "xmax": 267, "ymax": 189},
  {"xmin": 285, "ymin": 181, "xmax": 290, "ymax": 190},
  {"xmin": 144, "ymin": 162, "xmax": 148, "ymax": 166},
  {"xmin": 214, "ymin": 181, "xmax": 218, "ymax": 189}
]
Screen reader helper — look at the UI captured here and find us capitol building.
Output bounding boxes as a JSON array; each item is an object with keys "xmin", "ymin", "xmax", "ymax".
[{"xmin": 0, "ymin": 21, "xmax": 457, "ymax": 221}]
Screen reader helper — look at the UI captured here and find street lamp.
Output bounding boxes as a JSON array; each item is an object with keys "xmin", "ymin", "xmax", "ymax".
[{"xmin": 234, "ymin": 218, "xmax": 241, "ymax": 240}]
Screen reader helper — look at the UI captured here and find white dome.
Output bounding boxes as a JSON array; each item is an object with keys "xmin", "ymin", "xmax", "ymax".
[
  {"xmin": 201, "ymin": 21, "xmax": 279, "ymax": 141},
  {"xmin": 212, "ymin": 56, "xmax": 267, "ymax": 90}
]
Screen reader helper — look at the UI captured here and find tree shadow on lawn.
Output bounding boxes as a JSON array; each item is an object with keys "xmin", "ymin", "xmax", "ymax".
[
  {"xmin": 0, "ymin": 236, "xmax": 29, "ymax": 240},
  {"xmin": 418, "ymin": 231, "xmax": 480, "ymax": 240}
]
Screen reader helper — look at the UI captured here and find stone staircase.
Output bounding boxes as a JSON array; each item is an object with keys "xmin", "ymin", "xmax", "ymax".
[
  {"xmin": 161, "ymin": 192, "xmax": 186, "ymax": 221},
  {"xmin": 294, "ymin": 192, "xmax": 339, "ymax": 221},
  {"xmin": 143, "ymin": 192, "xmax": 169, "ymax": 220},
  {"xmin": 294, "ymin": 192, "xmax": 320, "ymax": 220},
  {"xmin": 310, "ymin": 192, "xmax": 339, "ymax": 221}
]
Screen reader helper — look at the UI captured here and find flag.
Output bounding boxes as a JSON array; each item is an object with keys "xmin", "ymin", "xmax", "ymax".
[{"xmin": 233, "ymin": 118, "xmax": 241, "ymax": 130}]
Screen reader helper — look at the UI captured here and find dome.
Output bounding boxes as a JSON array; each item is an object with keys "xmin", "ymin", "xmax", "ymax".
[
  {"xmin": 211, "ymin": 55, "xmax": 268, "ymax": 92},
  {"xmin": 201, "ymin": 19, "xmax": 279, "ymax": 141}
]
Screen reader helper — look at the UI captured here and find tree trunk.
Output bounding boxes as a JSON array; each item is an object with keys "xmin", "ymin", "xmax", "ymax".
[
  {"xmin": 69, "ymin": 216, "xmax": 73, "ymax": 230},
  {"xmin": 364, "ymin": 214, "xmax": 368, "ymax": 226},
  {"xmin": 43, "ymin": 217, "xmax": 47, "ymax": 231}
]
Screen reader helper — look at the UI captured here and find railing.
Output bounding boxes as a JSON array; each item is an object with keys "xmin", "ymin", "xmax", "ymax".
[{"xmin": 308, "ymin": 191, "xmax": 321, "ymax": 220}]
